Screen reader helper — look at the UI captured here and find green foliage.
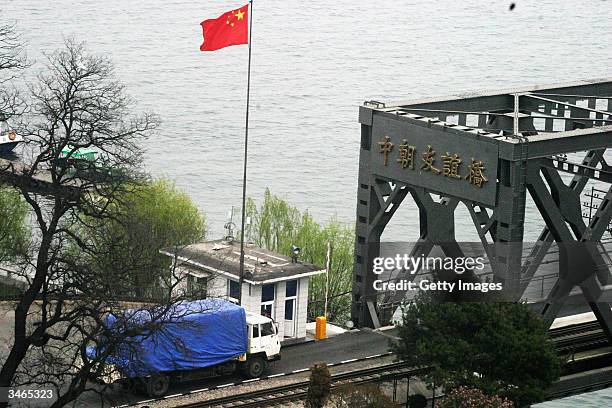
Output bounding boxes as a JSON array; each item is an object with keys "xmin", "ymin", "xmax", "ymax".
[
  {"xmin": 330, "ymin": 384, "xmax": 400, "ymax": 408},
  {"xmin": 125, "ymin": 179, "xmax": 206, "ymax": 247},
  {"xmin": 246, "ymin": 189, "xmax": 354, "ymax": 323},
  {"xmin": 440, "ymin": 387, "xmax": 514, "ymax": 408},
  {"xmin": 392, "ymin": 295, "xmax": 560, "ymax": 407},
  {"xmin": 408, "ymin": 394, "xmax": 428, "ymax": 408},
  {"xmin": 305, "ymin": 363, "xmax": 331, "ymax": 408},
  {"xmin": 0, "ymin": 280, "xmax": 22, "ymax": 298},
  {"xmin": 0, "ymin": 186, "xmax": 29, "ymax": 263},
  {"xmin": 85, "ymin": 179, "xmax": 206, "ymax": 298}
]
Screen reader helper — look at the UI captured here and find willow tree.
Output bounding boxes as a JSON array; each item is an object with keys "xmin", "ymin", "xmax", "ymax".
[
  {"xmin": 87, "ymin": 178, "xmax": 207, "ymax": 299},
  {"xmin": 0, "ymin": 187, "xmax": 29, "ymax": 265},
  {"xmin": 246, "ymin": 189, "xmax": 354, "ymax": 323}
]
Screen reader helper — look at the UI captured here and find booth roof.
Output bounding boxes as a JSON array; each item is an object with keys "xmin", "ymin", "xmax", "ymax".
[{"xmin": 160, "ymin": 240, "xmax": 326, "ymax": 284}]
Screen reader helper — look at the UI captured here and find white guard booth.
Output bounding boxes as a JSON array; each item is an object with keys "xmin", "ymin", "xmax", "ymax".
[{"xmin": 161, "ymin": 239, "xmax": 326, "ymax": 341}]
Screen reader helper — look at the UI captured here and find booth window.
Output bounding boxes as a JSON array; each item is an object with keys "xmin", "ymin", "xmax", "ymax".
[{"xmin": 228, "ymin": 279, "xmax": 240, "ymax": 302}]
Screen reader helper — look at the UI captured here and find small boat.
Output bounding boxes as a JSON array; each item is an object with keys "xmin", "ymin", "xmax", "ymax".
[{"xmin": 0, "ymin": 114, "xmax": 23, "ymax": 154}]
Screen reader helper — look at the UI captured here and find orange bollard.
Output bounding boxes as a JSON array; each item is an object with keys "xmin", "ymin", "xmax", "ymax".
[{"xmin": 315, "ymin": 316, "xmax": 327, "ymax": 340}]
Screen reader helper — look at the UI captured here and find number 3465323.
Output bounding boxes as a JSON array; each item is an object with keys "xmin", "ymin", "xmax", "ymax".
[{"xmin": 8, "ymin": 389, "xmax": 53, "ymax": 399}]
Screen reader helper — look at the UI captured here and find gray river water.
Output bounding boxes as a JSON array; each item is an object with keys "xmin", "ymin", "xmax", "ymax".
[{"xmin": 2, "ymin": 0, "xmax": 612, "ymax": 405}]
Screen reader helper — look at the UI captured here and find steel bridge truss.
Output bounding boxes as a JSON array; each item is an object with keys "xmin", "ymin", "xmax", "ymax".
[{"xmin": 352, "ymin": 79, "xmax": 612, "ymax": 340}]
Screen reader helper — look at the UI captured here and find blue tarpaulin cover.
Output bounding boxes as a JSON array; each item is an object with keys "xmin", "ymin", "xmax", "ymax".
[{"xmin": 89, "ymin": 298, "xmax": 247, "ymax": 377}]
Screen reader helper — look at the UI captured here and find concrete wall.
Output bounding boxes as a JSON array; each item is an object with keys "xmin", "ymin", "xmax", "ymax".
[
  {"xmin": 172, "ymin": 265, "xmax": 188, "ymax": 295},
  {"xmin": 206, "ymin": 274, "xmax": 227, "ymax": 298},
  {"xmin": 173, "ymin": 265, "xmax": 207, "ymax": 296},
  {"xmin": 173, "ymin": 265, "xmax": 231, "ymax": 301},
  {"xmin": 241, "ymin": 283, "xmax": 261, "ymax": 317}
]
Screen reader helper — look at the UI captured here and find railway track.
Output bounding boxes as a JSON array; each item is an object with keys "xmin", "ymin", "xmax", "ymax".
[
  {"xmin": 549, "ymin": 321, "xmax": 602, "ymax": 338},
  {"xmin": 189, "ymin": 323, "xmax": 607, "ymax": 408},
  {"xmin": 178, "ymin": 362, "xmax": 428, "ymax": 408},
  {"xmin": 550, "ymin": 321, "xmax": 610, "ymax": 354},
  {"xmin": 124, "ymin": 322, "xmax": 609, "ymax": 408},
  {"xmin": 547, "ymin": 377, "xmax": 612, "ymax": 400},
  {"xmin": 546, "ymin": 378, "xmax": 612, "ymax": 400}
]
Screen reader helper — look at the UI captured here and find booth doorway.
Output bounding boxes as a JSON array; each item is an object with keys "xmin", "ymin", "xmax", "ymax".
[{"xmin": 284, "ymin": 280, "xmax": 298, "ymax": 338}]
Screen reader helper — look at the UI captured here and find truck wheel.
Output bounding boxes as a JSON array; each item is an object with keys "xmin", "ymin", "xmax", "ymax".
[
  {"xmin": 145, "ymin": 374, "xmax": 170, "ymax": 398},
  {"xmin": 245, "ymin": 356, "xmax": 267, "ymax": 378}
]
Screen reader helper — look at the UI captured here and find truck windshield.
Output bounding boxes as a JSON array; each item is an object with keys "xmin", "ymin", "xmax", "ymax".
[{"xmin": 261, "ymin": 322, "xmax": 275, "ymax": 336}]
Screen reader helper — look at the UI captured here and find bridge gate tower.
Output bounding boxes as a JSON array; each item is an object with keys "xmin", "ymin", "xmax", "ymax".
[{"xmin": 353, "ymin": 79, "xmax": 612, "ymax": 341}]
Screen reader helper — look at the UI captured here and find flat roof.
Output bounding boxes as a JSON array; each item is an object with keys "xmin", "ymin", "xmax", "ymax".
[
  {"xmin": 160, "ymin": 239, "xmax": 326, "ymax": 284},
  {"xmin": 246, "ymin": 313, "xmax": 273, "ymax": 325}
]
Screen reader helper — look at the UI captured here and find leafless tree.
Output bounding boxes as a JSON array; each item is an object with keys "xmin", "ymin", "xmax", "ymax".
[
  {"xmin": 0, "ymin": 15, "xmax": 28, "ymax": 116},
  {"xmin": 0, "ymin": 38, "xmax": 216, "ymax": 407},
  {"xmin": 0, "ymin": 17, "xmax": 28, "ymax": 271},
  {"xmin": 0, "ymin": 20, "xmax": 26, "ymax": 74}
]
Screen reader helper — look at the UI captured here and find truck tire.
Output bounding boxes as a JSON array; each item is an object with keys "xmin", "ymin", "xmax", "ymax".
[
  {"xmin": 244, "ymin": 355, "xmax": 267, "ymax": 379},
  {"xmin": 145, "ymin": 374, "xmax": 170, "ymax": 398}
]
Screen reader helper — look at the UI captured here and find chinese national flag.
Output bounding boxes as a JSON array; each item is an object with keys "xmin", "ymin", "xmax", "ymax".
[{"xmin": 200, "ymin": 4, "xmax": 249, "ymax": 52}]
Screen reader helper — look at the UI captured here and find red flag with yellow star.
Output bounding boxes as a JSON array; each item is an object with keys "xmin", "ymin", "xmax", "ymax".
[{"xmin": 200, "ymin": 4, "xmax": 249, "ymax": 52}]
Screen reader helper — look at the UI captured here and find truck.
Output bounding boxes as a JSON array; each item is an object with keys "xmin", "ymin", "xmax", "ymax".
[{"xmin": 87, "ymin": 298, "xmax": 281, "ymax": 398}]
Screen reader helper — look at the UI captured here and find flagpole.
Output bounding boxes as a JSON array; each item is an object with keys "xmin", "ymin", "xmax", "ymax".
[
  {"xmin": 238, "ymin": 0, "xmax": 254, "ymax": 306},
  {"xmin": 324, "ymin": 242, "xmax": 332, "ymax": 318}
]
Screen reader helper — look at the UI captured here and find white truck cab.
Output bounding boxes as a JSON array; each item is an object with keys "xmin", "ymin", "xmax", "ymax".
[{"xmin": 242, "ymin": 313, "xmax": 281, "ymax": 378}]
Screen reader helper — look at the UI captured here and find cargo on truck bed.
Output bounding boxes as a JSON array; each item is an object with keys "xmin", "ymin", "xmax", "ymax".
[{"xmin": 86, "ymin": 298, "xmax": 281, "ymax": 398}]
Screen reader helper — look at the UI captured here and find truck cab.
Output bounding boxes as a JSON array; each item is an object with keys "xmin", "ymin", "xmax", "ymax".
[{"xmin": 243, "ymin": 313, "xmax": 281, "ymax": 378}]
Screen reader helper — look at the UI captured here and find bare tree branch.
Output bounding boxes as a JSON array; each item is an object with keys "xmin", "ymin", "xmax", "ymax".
[
  {"xmin": 0, "ymin": 39, "xmax": 183, "ymax": 408},
  {"xmin": 0, "ymin": 15, "xmax": 28, "ymax": 117}
]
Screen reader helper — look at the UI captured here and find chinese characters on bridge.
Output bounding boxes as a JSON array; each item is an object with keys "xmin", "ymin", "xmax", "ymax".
[{"xmin": 378, "ymin": 136, "xmax": 488, "ymax": 188}]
